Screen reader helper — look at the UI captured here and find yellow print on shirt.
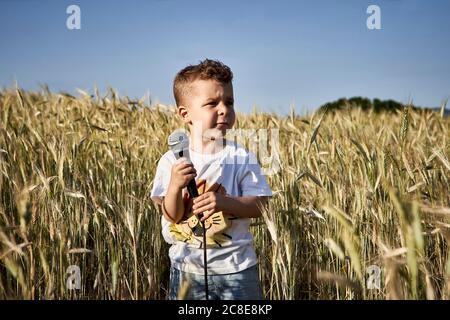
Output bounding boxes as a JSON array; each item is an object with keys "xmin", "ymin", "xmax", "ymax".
[{"xmin": 168, "ymin": 179, "xmax": 237, "ymax": 248}]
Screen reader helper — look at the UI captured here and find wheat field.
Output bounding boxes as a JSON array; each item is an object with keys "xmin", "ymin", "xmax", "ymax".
[{"xmin": 0, "ymin": 87, "xmax": 449, "ymax": 300}]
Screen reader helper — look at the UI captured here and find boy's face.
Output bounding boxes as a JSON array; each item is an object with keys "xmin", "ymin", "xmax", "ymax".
[{"xmin": 178, "ymin": 79, "xmax": 236, "ymax": 141}]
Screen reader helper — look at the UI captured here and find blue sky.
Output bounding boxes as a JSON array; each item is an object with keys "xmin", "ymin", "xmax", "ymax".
[{"xmin": 1, "ymin": 0, "xmax": 449, "ymax": 115}]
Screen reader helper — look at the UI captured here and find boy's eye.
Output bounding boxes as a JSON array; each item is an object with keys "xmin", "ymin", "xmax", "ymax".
[{"xmin": 203, "ymin": 100, "xmax": 233, "ymax": 107}]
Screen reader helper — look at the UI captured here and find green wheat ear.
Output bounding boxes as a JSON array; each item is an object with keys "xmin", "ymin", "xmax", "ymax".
[
  {"xmin": 399, "ymin": 104, "xmax": 410, "ymax": 146},
  {"xmin": 439, "ymin": 98, "xmax": 448, "ymax": 118}
]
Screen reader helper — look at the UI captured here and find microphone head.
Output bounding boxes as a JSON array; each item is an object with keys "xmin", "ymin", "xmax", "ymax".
[{"xmin": 168, "ymin": 130, "xmax": 190, "ymax": 160}]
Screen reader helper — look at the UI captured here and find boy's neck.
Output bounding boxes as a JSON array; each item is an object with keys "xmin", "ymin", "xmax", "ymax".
[{"xmin": 190, "ymin": 136, "xmax": 227, "ymax": 155}]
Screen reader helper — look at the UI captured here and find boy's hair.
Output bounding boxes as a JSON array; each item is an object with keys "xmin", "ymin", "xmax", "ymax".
[{"xmin": 173, "ymin": 59, "xmax": 233, "ymax": 107}]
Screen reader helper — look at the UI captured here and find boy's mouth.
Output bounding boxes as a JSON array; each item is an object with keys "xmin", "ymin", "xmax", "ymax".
[{"xmin": 215, "ymin": 122, "xmax": 228, "ymax": 128}]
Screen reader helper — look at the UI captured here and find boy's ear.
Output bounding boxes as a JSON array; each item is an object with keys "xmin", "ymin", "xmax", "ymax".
[{"xmin": 177, "ymin": 105, "xmax": 191, "ymax": 124}]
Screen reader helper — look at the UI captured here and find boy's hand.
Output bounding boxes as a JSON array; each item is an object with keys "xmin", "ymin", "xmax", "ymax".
[
  {"xmin": 168, "ymin": 158, "xmax": 197, "ymax": 191},
  {"xmin": 192, "ymin": 192, "xmax": 228, "ymax": 221}
]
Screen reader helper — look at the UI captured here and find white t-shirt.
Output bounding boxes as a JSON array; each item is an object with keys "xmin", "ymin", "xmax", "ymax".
[{"xmin": 150, "ymin": 140, "xmax": 272, "ymax": 275}]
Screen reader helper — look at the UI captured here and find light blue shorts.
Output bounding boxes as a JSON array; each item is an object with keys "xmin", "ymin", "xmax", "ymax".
[{"xmin": 168, "ymin": 264, "xmax": 264, "ymax": 300}]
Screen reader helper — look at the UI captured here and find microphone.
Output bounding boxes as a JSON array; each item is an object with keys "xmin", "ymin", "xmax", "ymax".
[
  {"xmin": 168, "ymin": 130, "xmax": 209, "ymax": 300},
  {"xmin": 168, "ymin": 130, "xmax": 200, "ymax": 202}
]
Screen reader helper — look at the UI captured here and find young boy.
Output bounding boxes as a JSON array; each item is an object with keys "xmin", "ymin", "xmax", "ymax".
[{"xmin": 150, "ymin": 59, "xmax": 272, "ymax": 300}]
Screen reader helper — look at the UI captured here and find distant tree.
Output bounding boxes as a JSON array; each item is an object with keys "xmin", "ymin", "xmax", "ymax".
[{"xmin": 318, "ymin": 97, "xmax": 421, "ymax": 113}]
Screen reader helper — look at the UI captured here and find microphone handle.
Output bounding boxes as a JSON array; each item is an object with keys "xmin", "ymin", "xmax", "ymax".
[
  {"xmin": 187, "ymin": 179, "xmax": 199, "ymax": 198},
  {"xmin": 177, "ymin": 150, "xmax": 200, "ymax": 203},
  {"xmin": 187, "ymin": 179, "xmax": 202, "ymax": 218}
]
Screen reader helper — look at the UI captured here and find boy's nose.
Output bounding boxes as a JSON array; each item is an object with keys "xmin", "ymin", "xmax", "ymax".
[{"xmin": 217, "ymin": 102, "xmax": 228, "ymax": 115}]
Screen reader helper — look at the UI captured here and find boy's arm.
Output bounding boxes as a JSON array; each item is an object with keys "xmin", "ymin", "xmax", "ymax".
[
  {"xmin": 192, "ymin": 193, "xmax": 269, "ymax": 220},
  {"xmin": 222, "ymin": 195, "xmax": 269, "ymax": 218},
  {"xmin": 158, "ymin": 159, "xmax": 196, "ymax": 224},
  {"xmin": 161, "ymin": 185, "xmax": 185, "ymax": 224}
]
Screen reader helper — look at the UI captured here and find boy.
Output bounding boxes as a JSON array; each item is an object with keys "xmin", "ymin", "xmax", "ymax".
[{"xmin": 150, "ymin": 59, "xmax": 272, "ymax": 300}]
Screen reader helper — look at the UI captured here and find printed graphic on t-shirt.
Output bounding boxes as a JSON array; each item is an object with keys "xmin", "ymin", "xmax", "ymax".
[{"xmin": 168, "ymin": 178, "xmax": 238, "ymax": 248}]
